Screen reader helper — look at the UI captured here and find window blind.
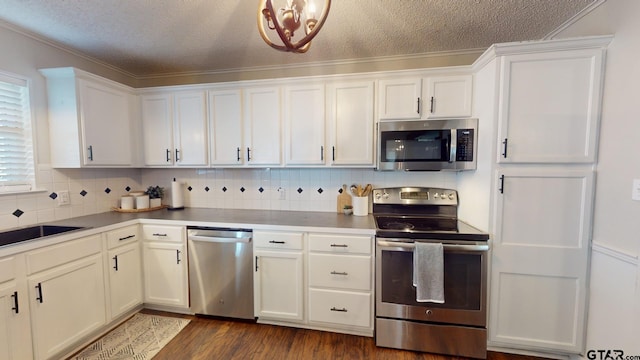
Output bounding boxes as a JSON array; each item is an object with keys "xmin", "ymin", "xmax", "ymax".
[{"xmin": 0, "ymin": 72, "xmax": 34, "ymax": 193}]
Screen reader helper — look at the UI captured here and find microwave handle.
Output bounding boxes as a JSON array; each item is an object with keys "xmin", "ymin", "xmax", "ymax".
[{"xmin": 449, "ymin": 129, "xmax": 457, "ymax": 163}]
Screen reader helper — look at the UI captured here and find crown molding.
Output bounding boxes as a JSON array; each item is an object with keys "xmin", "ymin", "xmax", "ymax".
[
  {"xmin": 544, "ymin": 0, "xmax": 608, "ymax": 40},
  {"xmin": 0, "ymin": 19, "xmax": 138, "ymax": 81}
]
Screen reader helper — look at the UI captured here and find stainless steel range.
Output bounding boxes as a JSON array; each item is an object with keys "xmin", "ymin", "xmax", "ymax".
[{"xmin": 373, "ymin": 187, "xmax": 490, "ymax": 359}]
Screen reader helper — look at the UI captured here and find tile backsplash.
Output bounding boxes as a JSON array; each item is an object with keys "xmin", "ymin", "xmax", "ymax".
[{"xmin": 0, "ymin": 166, "xmax": 455, "ymax": 231}]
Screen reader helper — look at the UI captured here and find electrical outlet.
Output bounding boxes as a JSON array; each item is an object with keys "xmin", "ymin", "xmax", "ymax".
[
  {"xmin": 58, "ymin": 190, "xmax": 70, "ymax": 205},
  {"xmin": 278, "ymin": 187, "xmax": 286, "ymax": 200},
  {"xmin": 632, "ymin": 179, "xmax": 640, "ymax": 201}
]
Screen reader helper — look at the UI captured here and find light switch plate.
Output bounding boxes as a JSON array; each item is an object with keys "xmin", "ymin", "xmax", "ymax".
[
  {"xmin": 58, "ymin": 190, "xmax": 70, "ymax": 205},
  {"xmin": 632, "ymin": 179, "xmax": 640, "ymax": 201}
]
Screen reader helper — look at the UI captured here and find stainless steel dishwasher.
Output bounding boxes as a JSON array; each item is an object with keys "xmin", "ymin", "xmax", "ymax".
[{"xmin": 187, "ymin": 226, "xmax": 254, "ymax": 319}]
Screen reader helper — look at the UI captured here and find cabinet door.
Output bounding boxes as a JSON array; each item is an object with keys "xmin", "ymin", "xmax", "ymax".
[
  {"xmin": 142, "ymin": 242, "xmax": 188, "ymax": 308},
  {"xmin": 0, "ymin": 282, "xmax": 33, "ymax": 360},
  {"xmin": 284, "ymin": 84, "xmax": 325, "ymax": 165},
  {"xmin": 108, "ymin": 243, "xmax": 142, "ymax": 319},
  {"xmin": 489, "ymin": 168, "xmax": 594, "ymax": 353},
  {"xmin": 209, "ymin": 89, "xmax": 244, "ymax": 165},
  {"xmin": 424, "ymin": 75, "xmax": 472, "ymax": 118},
  {"xmin": 378, "ymin": 78, "xmax": 421, "ymax": 120},
  {"xmin": 497, "ymin": 49, "xmax": 604, "ymax": 163},
  {"xmin": 29, "ymin": 254, "xmax": 106, "ymax": 360},
  {"xmin": 174, "ymin": 91, "xmax": 208, "ymax": 166},
  {"xmin": 141, "ymin": 94, "xmax": 174, "ymax": 166},
  {"xmin": 244, "ymin": 87, "xmax": 282, "ymax": 166},
  {"xmin": 79, "ymin": 79, "xmax": 133, "ymax": 166},
  {"xmin": 254, "ymin": 250, "xmax": 303, "ymax": 321},
  {"xmin": 327, "ymin": 81, "xmax": 374, "ymax": 166}
]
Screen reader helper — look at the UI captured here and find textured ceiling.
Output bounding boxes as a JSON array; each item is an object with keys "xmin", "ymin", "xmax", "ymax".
[{"xmin": 0, "ymin": 0, "xmax": 597, "ymax": 78}]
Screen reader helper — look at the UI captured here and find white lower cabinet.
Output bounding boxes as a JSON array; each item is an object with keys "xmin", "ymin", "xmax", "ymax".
[
  {"xmin": 142, "ymin": 225, "xmax": 188, "ymax": 308},
  {"xmin": 26, "ymin": 235, "xmax": 106, "ymax": 360},
  {"xmin": 252, "ymin": 230, "xmax": 374, "ymax": 336},
  {"xmin": 106, "ymin": 226, "xmax": 142, "ymax": 319},
  {"xmin": 253, "ymin": 231, "xmax": 304, "ymax": 322},
  {"xmin": 0, "ymin": 255, "xmax": 33, "ymax": 360},
  {"xmin": 308, "ymin": 289, "xmax": 370, "ymax": 328},
  {"xmin": 307, "ymin": 233, "xmax": 374, "ymax": 336},
  {"xmin": 489, "ymin": 168, "xmax": 595, "ymax": 354}
]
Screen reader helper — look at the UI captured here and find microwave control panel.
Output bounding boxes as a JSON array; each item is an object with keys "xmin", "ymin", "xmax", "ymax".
[{"xmin": 456, "ymin": 129, "xmax": 475, "ymax": 162}]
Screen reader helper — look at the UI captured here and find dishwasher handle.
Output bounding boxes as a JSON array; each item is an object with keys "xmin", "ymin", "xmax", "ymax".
[{"xmin": 188, "ymin": 234, "xmax": 251, "ymax": 244}]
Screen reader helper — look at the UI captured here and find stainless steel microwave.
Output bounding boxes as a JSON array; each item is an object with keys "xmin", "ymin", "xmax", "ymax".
[{"xmin": 377, "ymin": 118, "xmax": 478, "ymax": 171}]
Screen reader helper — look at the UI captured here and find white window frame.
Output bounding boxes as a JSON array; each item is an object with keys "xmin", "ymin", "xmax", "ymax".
[{"xmin": 0, "ymin": 70, "xmax": 37, "ymax": 195}]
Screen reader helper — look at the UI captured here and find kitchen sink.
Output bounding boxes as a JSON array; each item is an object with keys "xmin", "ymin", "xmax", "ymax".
[{"xmin": 0, "ymin": 225, "xmax": 85, "ymax": 247}]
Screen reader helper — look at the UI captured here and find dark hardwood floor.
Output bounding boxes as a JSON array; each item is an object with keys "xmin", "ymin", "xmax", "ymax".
[{"xmin": 142, "ymin": 310, "xmax": 549, "ymax": 360}]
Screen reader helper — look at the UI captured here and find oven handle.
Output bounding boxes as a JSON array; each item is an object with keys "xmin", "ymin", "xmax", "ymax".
[{"xmin": 377, "ymin": 240, "xmax": 489, "ymax": 252}]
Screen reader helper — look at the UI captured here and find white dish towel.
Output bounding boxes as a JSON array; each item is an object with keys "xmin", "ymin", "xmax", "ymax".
[{"xmin": 413, "ymin": 242, "xmax": 445, "ymax": 303}]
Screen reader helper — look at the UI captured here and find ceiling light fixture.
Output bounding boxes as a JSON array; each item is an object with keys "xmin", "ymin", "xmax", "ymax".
[{"xmin": 258, "ymin": 0, "xmax": 331, "ymax": 53}]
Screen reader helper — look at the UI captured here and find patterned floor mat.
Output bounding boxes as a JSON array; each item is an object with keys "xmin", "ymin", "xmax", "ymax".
[{"xmin": 72, "ymin": 313, "xmax": 190, "ymax": 360}]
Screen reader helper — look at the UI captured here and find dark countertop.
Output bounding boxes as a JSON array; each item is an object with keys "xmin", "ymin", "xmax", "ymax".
[
  {"xmin": 46, "ymin": 207, "xmax": 376, "ymax": 232},
  {"xmin": 0, "ymin": 208, "xmax": 376, "ymax": 256}
]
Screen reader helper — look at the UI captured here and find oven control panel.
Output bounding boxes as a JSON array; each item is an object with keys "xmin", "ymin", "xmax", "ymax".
[{"xmin": 372, "ymin": 187, "xmax": 457, "ymax": 205}]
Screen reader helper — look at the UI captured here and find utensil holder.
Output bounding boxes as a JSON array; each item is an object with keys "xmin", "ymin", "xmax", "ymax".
[{"xmin": 352, "ymin": 196, "xmax": 368, "ymax": 216}]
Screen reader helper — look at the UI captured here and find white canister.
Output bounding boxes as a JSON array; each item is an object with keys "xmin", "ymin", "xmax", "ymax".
[
  {"xmin": 352, "ymin": 196, "xmax": 369, "ymax": 216},
  {"xmin": 120, "ymin": 196, "xmax": 134, "ymax": 210},
  {"xmin": 135, "ymin": 194, "xmax": 150, "ymax": 209}
]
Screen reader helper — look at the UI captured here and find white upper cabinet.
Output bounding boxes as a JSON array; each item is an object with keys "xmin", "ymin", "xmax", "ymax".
[
  {"xmin": 424, "ymin": 75, "xmax": 473, "ymax": 118},
  {"xmin": 243, "ymin": 87, "xmax": 282, "ymax": 166},
  {"xmin": 40, "ymin": 67, "xmax": 136, "ymax": 167},
  {"xmin": 378, "ymin": 78, "xmax": 422, "ymax": 120},
  {"xmin": 378, "ymin": 75, "xmax": 472, "ymax": 120},
  {"xmin": 173, "ymin": 91, "xmax": 208, "ymax": 166},
  {"xmin": 326, "ymin": 81, "xmax": 375, "ymax": 166},
  {"xmin": 141, "ymin": 90, "xmax": 208, "ymax": 167},
  {"xmin": 284, "ymin": 84, "xmax": 326, "ymax": 165},
  {"xmin": 497, "ymin": 49, "xmax": 604, "ymax": 163},
  {"xmin": 141, "ymin": 93, "xmax": 173, "ymax": 166},
  {"xmin": 208, "ymin": 89, "xmax": 244, "ymax": 166}
]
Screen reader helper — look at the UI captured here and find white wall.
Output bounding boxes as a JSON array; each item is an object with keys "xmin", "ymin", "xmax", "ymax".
[{"xmin": 552, "ymin": 0, "xmax": 640, "ymax": 355}]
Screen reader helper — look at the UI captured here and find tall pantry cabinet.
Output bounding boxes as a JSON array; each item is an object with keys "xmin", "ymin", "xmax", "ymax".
[{"xmin": 478, "ymin": 36, "xmax": 612, "ymax": 355}]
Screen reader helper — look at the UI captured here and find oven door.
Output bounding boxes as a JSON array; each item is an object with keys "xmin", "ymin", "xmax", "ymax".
[{"xmin": 376, "ymin": 238, "xmax": 488, "ymax": 327}]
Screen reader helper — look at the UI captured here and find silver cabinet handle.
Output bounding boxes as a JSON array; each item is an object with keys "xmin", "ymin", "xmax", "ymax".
[
  {"xmin": 87, "ymin": 145, "xmax": 94, "ymax": 161},
  {"xmin": 269, "ymin": 240, "xmax": 285, "ymax": 244},
  {"xmin": 166, "ymin": 148, "xmax": 171, "ymax": 162},
  {"xmin": 330, "ymin": 271, "xmax": 348, "ymax": 276},
  {"xmin": 153, "ymin": 233, "xmax": 167, "ymax": 237},
  {"xmin": 330, "ymin": 244, "xmax": 347, "ymax": 248},
  {"xmin": 119, "ymin": 234, "xmax": 135, "ymax": 241},
  {"xmin": 176, "ymin": 250, "xmax": 181, "ymax": 264}
]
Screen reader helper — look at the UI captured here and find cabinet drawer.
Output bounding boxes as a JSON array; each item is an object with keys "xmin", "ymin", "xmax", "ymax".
[
  {"xmin": 309, "ymin": 254, "xmax": 371, "ymax": 291},
  {"xmin": 308, "ymin": 234, "xmax": 372, "ymax": 254},
  {"xmin": 309, "ymin": 288, "xmax": 371, "ymax": 328},
  {"xmin": 106, "ymin": 225, "xmax": 139, "ymax": 249},
  {"xmin": 254, "ymin": 231, "xmax": 304, "ymax": 250},
  {"xmin": 26, "ymin": 235, "xmax": 102, "ymax": 275},
  {"xmin": 142, "ymin": 225, "xmax": 184, "ymax": 242},
  {"xmin": 0, "ymin": 256, "xmax": 16, "ymax": 283}
]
